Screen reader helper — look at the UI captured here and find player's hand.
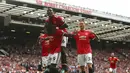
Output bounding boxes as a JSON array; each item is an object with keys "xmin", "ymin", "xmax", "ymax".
[
  {"xmin": 43, "ymin": 37, "xmax": 50, "ymax": 40},
  {"xmin": 59, "ymin": 23, "xmax": 68, "ymax": 29},
  {"xmin": 73, "ymin": 28, "xmax": 78, "ymax": 35},
  {"xmin": 46, "ymin": 36, "xmax": 52, "ymax": 39},
  {"xmin": 56, "ymin": 27, "xmax": 59, "ymax": 29}
]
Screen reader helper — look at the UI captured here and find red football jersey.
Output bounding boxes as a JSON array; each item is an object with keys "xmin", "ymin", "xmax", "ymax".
[
  {"xmin": 39, "ymin": 34, "xmax": 49, "ymax": 56},
  {"xmin": 46, "ymin": 15, "xmax": 64, "ymax": 27},
  {"xmin": 48, "ymin": 29, "xmax": 63, "ymax": 54},
  {"xmin": 46, "ymin": 15, "xmax": 67, "ymax": 32},
  {"xmin": 73, "ymin": 30, "xmax": 95, "ymax": 54},
  {"xmin": 108, "ymin": 57, "xmax": 119, "ymax": 69}
]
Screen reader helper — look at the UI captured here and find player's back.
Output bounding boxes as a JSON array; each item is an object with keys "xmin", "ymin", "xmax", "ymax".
[{"xmin": 48, "ymin": 29, "xmax": 63, "ymax": 54}]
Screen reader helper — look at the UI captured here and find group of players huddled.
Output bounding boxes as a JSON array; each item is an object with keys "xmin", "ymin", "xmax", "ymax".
[{"xmin": 38, "ymin": 8, "xmax": 120, "ymax": 73}]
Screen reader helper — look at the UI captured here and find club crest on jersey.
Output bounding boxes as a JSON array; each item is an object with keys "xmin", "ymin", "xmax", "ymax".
[
  {"xmin": 111, "ymin": 60, "xmax": 114, "ymax": 63},
  {"xmin": 79, "ymin": 36, "xmax": 86, "ymax": 40},
  {"xmin": 45, "ymin": 40, "xmax": 49, "ymax": 45},
  {"xmin": 49, "ymin": 36, "xmax": 54, "ymax": 41}
]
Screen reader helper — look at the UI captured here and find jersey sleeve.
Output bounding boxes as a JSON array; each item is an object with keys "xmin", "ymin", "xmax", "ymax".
[
  {"xmin": 45, "ymin": 18, "xmax": 49, "ymax": 23},
  {"xmin": 71, "ymin": 32, "xmax": 77, "ymax": 39},
  {"xmin": 57, "ymin": 16, "xmax": 65, "ymax": 26},
  {"xmin": 115, "ymin": 57, "xmax": 119, "ymax": 61},
  {"xmin": 39, "ymin": 35, "xmax": 43, "ymax": 39},
  {"xmin": 56, "ymin": 29, "xmax": 64, "ymax": 36},
  {"xmin": 108, "ymin": 57, "xmax": 110, "ymax": 61},
  {"xmin": 89, "ymin": 31, "xmax": 96, "ymax": 39}
]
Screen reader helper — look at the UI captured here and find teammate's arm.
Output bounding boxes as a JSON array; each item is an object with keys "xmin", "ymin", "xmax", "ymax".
[
  {"xmin": 40, "ymin": 37, "xmax": 50, "ymax": 41},
  {"xmin": 64, "ymin": 28, "xmax": 78, "ymax": 37},
  {"xmin": 63, "ymin": 31, "xmax": 77, "ymax": 37},
  {"xmin": 107, "ymin": 57, "xmax": 111, "ymax": 63},
  {"xmin": 117, "ymin": 58, "xmax": 120, "ymax": 61}
]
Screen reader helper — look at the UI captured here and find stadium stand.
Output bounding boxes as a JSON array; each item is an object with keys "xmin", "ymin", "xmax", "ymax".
[{"xmin": 0, "ymin": 3, "xmax": 16, "ymax": 13}]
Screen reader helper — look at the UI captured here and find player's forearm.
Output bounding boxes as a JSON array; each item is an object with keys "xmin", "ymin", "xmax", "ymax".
[
  {"xmin": 63, "ymin": 32, "xmax": 75, "ymax": 37},
  {"xmin": 59, "ymin": 23, "xmax": 68, "ymax": 29},
  {"xmin": 91, "ymin": 31, "xmax": 99, "ymax": 40},
  {"xmin": 94, "ymin": 35, "xmax": 99, "ymax": 40},
  {"xmin": 41, "ymin": 37, "xmax": 49, "ymax": 41}
]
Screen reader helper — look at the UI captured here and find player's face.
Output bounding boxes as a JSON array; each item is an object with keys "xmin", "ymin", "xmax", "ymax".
[
  {"xmin": 40, "ymin": 33, "xmax": 43, "ymax": 35},
  {"xmin": 111, "ymin": 53, "xmax": 114, "ymax": 57},
  {"xmin": 47, "ymin": 8, "xmax": 54, "ymax": 17},
  {"xmin": 79, "ymin": 22, "xmax": 85, "ymax": 30}
]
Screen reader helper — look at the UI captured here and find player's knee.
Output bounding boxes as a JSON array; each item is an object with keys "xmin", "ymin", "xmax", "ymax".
[
  {"xmin": 109, "ymin": 68, "xmax": 113, "ymax": 73},
  {"xmin": 88, "ymin": 63, "xmax": 92, "ymax": 68},
  {"xmin": 80, "ymin": 66, "xmax": 85, "ymax": 71}
]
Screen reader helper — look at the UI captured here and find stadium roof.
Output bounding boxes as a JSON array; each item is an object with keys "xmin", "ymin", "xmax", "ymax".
[{"xmin": 0, "ymin": 2, "xmax": 130, "ymax": 42}]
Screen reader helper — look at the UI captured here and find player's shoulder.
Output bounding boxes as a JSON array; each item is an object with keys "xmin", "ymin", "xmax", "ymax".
[
  {"xmin": 56, "ymin": 16, "xmax": 64, "ymax": 20},
  {"xmin": 39, "ymin": 35, "xmax": 44, "ymax": 38},
  {"xmin": 45, "ymin": 18, "xmax": 49, "ymax": 22},
  {"xmin": 86, "ymin": 30, "xmax": 95, "ymax": 34},
  {"xmin": 86, "ymin": 30, "xmax": 94, "ymax": 32},
  {"xmin": 56, "ymin": 15, "xmax": 63, "ymax": 18},
  {"xmin": 109, "ymin": 57, "xmax": 112, "ymax": 59},
  {"xmin": 40, "ymin": 34, "xmax": 47, "ymax": 37},
  {"xmin": 114, "ymin": 57, "xmax": 118, "ymax": 59}
]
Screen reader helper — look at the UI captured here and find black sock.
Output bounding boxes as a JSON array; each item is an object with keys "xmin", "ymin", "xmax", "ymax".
[
  {"xmin": 51, "ymin": 64, "xmax": 57, "ymax": 68},
  {"xmin": 89, "ymin": 68, "xmax": 93, "ymax": 73},
  {"xmin": 62, "ymin": 65, "xmax": 68, "ymax": 71},
  {"xmin": 82, "ymin": 71, "xmax": 85, "ymax": 73},
  {"xmin": 44, "ymin": 66, "xmax": 50, "ymax": 73},
  {"xmin": 49, "ymin": 64, "xmax": 60, "ymax": 73}
]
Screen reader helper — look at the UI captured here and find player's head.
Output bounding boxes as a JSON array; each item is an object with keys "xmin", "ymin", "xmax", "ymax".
[
  {"xmin": 47, "ymin": 8, "xmax": 54, "ymax": 17},
  {"xmin": 40, "ymin": 30, "xmax": 44, "ymax": 34},
  {"xmin": 79, "ymin": 21, "xmax": 85, "ymax": 30},
  {"xmin": 111, "ymin": 53, "xmax": 115, "ymax": 57}
]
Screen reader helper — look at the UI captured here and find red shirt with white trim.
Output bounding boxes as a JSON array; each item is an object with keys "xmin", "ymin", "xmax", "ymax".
[
  {"xmin": 73, "ymin": 30, "xmax": 95, "ymax": 54},
  {"xmin": 48, "ymin": 29, "xmax": 63, "ymax": 54},
  {"xmin": 108, "ymin": 57, "xmax": 119, "ymax": 69},
  {"xmin": 46, "ymin": 15, "xmax": 67, "ymax": 32},
  {"xmin": 39, "ymin": 34, "xmax": 49, "ymax": 56}
]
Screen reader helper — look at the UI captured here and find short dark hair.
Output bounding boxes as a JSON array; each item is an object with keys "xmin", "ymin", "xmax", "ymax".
[
  {"xmin": 47, "ymin": 7, "xmax": 52, "ymax": 10},
  {"xmin": 47, "ymin": 7, "xmax": 55, "ymax": 13},
  {"xmin": 40, "ymin": 30, "xmax": 44, "ymax": 33}
]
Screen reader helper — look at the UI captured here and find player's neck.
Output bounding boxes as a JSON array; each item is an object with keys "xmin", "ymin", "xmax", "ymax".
[
  {"xmin": 49, "ymin": 15, "xmax": 54, "ymax": 18},
  {"xmin": 80, "ymin": 29, "xmax": 85, "ymax": 31},
  {"xmin": 111, "ymin": 56, "xmax": 114, "ymax": 58}
]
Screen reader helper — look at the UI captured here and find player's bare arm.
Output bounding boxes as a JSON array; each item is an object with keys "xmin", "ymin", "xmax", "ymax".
[
  {"xmin": 63, "ymin": 28, "xmax": 78, "ymax": 37},
  {"xmin": 63, "ymin": 31, "xmax": 77, "ymax": 37},
  {"xmin": 91, "ymin": 31, "xmax": 99, "ymax": 40},
  {"xmin": 95, "ymin": 35, "xmax": 99, "ymax": 40},
  {"xmin": 40, "ymin": 37, "xmax": 50, "ymax": 41}
]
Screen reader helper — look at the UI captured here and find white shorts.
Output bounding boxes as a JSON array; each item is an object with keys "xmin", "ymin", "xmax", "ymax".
[
  {"xmin": 61, "ymin": 36, "xmax": 68, "ymax": 47},
  {"xmin": 109, "ymin": 68, "xmax": 116, "ymax": 73},
  {"xmin": 42, "ymin": 56, "xmax": 48, "ymax": 67},
  {"xmin": 77, "ymin": 53, "xmax": 92, "ymax": 66},
  {"xmin": 48, "ymin": 53, "xmax": 61, "ymax": 65}
]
